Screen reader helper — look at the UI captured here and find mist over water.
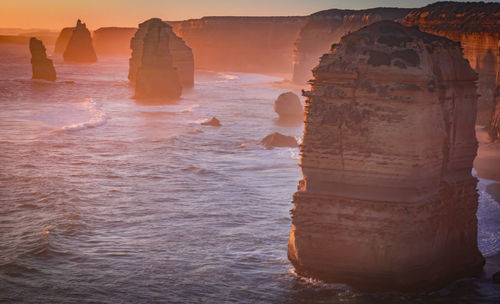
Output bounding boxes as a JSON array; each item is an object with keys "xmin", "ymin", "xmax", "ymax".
[{"xmin": 0, "ymin": 44, "xmax": 499, "ymax": 303}]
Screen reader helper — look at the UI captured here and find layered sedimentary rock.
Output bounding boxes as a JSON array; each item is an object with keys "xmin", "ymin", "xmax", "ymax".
[
  {"xmin": 54, "ymin": 27, "xmax": 74, "ymax": 54},
  {"xmin": 292, "ymin": 8, "xmax": 411, "ymax": 84},
  {"xmin": 63, "ymin": 20, "xmax": 97, "ymax": 63},
  {"xmin": 134, "ymin": 19, "xmax": 182, "ymax": 99},
  {"xmin": 169, "ymin": 16, "xmax": 307, "ymax": 73},
  {"xmin": 274, "ymin": 91, "xmax": 303, "ymax": 121},
  {"xmin": 130, "ymin": 18, "xmax": 193, "ymax": 88},
  {"xmin": 29, "ymin": 37, "xmax": 56, "ymax": 81},
  {"xmin": 93, "ymin": 27, "xmax": 137, "ymax": 56},
  {"xmin": 403, "ymin": 2, "xmax": 500, "ymax": 125},
  {"xmin": 288, "ymin": 21, "xmax": 484, "ymax": 292}
]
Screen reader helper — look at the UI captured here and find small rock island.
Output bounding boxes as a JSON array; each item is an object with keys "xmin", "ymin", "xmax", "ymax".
[{"xmin": 29, "ymin": 37, "xmax": 56, "ymax": 81}]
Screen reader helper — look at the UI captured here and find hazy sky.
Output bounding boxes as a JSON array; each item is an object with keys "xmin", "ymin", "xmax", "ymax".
[{"xmin": 1, "ymin": 0, "xmax": 497, "ymax": 30}]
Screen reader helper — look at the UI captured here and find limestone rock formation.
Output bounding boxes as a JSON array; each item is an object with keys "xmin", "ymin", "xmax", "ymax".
[
  {"xmin": 93, "ymin": 27, "xmax": 137, "ymax": 56},
  {"xmin": 201, "ymin": 117, "xmax": 221, "ymax": 126},
  {"xmin": 274, "ymin": 91, "xmax": 303, "ymax": 121},
  {"xmin": 134, "ymin": 19, "xmax": 182, "ymax": 99},
  {"xmin": 63, "ymin": 20, "xmax": 97, "ymax": 63},
  {"xmin": 29, "ymin": 37, "xmax": 56, "ymax": 81},
  {"xmin": 130, "ymin": 18, "xmax": 194, "ymax": 88},
  {"xmin": 288, "ymin": 21, "xmax": 484, "ymax": 292},
  {"xmin": 490, "ymin": 87, "xmax": 500, "ymax": 142},
  {"xmin": 54, "ymin": 27, "xmax": 74, "ymax": 54},
  {"xmin": 292, "ymin": 8, "xmax": 411, "ymax": 84},
  {"xmin": 403, "ymin": 2, "xmax": 500, "ymax": 125},
  {"xmin": 260, "ymin": 132, "xmax": 297, "ymax": 149}
]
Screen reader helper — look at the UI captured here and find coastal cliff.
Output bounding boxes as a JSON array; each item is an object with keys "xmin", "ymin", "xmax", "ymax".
[
  {"xmin": 291, "ymin": 8, "xmax": 411, "ymax": 84},
  {"xmin": 169, "ymin": 16, "xmax": 307, "ymax": 73},
  {"xmin": 134, "ymin": 19, "xmax": 182, "ymax": 99},
  {"xmin": 29, "ymin": 37, "xmax": 56, "ymax": 81},
  {"xmin": 63, "ymin": 20, "xmax": 97, "ymax": 63},
  {"xmin": 93, "ymin": 27, "xmax": 137, "ymax": 56},
  {"xmin": 130, "ymin": 18, "xmax": 193, "ymax": 88},
  {"xmin": 288, "ymin": 21, "xmax": 484, "ymax": 292},
  {"xmin": 403, "ymin": 1, "xmax": 500, "ymax": 126}
]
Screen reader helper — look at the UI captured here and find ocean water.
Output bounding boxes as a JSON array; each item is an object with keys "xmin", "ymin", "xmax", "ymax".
[{"xmin": 0, "ymin": 44, "xmax": 499, "ymax": 303}]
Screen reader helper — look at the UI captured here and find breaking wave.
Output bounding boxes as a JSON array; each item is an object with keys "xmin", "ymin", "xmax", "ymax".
[{"xmin": 59, "ymin": 98, "xmax": 109, "ymax": 131}]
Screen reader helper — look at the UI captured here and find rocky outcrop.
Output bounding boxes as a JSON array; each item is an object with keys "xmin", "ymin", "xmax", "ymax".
[
  {"xmin": 292, "ymin": 8, "xmax": 411, "ymax": 84},
  {"xmin": 288, "ymin": 21, "xmax": 484, "ymax": 292},
  {"xmin": 169, "ymin": 16, "xmax": 307, "ymax": 74},
  {"xmin": 274, "ymin": 91, "xmax": 303, "ymax": 121},
  {"xmin": 54, "ymin": 27, "xmax": 74, "ymax": 54},
  {"xmin": 260, "ymin": 132, "xmax": 297, "ymax": 149},
  {"xmin": 63, "ymin": 20, "xmax": 97, "ymax": 63},
  {"xmin": 130, "ymin": 18, "xmax": 194, "ymax": 88},
  {"xmin": 93, "ymin": 27, "xmax": 137, "ymax": 56},
  {"xmin": 403, "ymin": 2, "xmax": 500, "ymax": 126},
  {"xmin": 490, "ymin": 87, "xmax": 500, "ymax": 142},
  {"xmin": 29, "ymin": 37, "xmax": 56, "ymax": 81},
  {"xmin": 201, "ymin": 117, "xmax": 221, "ymax": 126},
  {"xmin": 134, "ymin": 19, "xmax": 182, "ymax": 99}
]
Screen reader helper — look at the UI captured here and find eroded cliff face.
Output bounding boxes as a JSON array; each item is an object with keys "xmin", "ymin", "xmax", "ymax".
[
  {"xmin": 169, "ymin": 16, "xmax": 307, "ymax": 74},
  {"xmin": 54, "ymin": 27, "xmax": 74, "ymax": 54},
  {"xmin": 403, "ymin": 2, "xmax": 500, "ymax": 126},
  {"xmin": 292, "ymin": 8, "xmax": 411, "ymax": 84},
  {"xmin": 134, "ymin": 19, "xmax": 182, "ymax": 99},
  {"xmin": 29, "ymin": 37, "xmax": 56, "ymax": 81},
  {"xmin": 93, "ymin": 27, "xmax": 137, "ymax": 57},
  {"xmin": 130, "ymin": 18, "xmax": 194, "ymax": 88},
  {"xmin": 288, "ymin": 21, "xmax": 484, "ymax": 292},
  {"xmin": 63, "ymin": 20, "xmax": 97, "ymax": 63}
]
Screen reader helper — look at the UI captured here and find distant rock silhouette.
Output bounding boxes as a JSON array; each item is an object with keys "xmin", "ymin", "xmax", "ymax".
[
  {"xmin": 54, "ymin": 27, "xmax": 74, "ymax": 54},
  {"xmin": 29, "ymin": 37, "xmax": 56, "ymax": 81},
  {"xmin": 63, "ymin": 20, "xmax": 97, "ymax": 63},
  {"xmin": 130, "ymin": 18, "xmax": 194, "ymax": 88},
  {"xmin": 134, "ymin": 19, "xmax": 182, "ymax": 99},
  {"xmin": 274, "ymin": 91, "xmax": 303, "ymax": 121},
  {"xmin": 260, "ymin": 132, "xmax": 298, "ymax": 149},
  {"xmin": 201, "ymin": 117, "xmax": 221, "ymax": 126}
]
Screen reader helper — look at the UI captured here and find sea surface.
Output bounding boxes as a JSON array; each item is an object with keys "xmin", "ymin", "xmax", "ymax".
[{"xmin": 0, "ymin": 44, "xmax": 499, "ymax": 303}]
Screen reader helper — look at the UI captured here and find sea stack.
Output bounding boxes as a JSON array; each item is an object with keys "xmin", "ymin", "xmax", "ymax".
[
  {"xmin": 134, "ymin": 19, "xmax": 182, "ymax": 99},
  {"xmin": 274, "ymin": 92, "xmax": 303, "ymax": 121},
  {"xmin": 54, "ymin": 27, "xmax": 74, "ymax": 54},
  {"xmin": 129, "ymin": 18, "xmax": 194, "ymax": 88},
  {"xmin": 63, "ymin": 19, "xmax": 97, "ymax": 62},
  {"xmin": 29, "ymin": 37, "xmax": 56, "ymax": 81},
  {"xmin": 288, "ymin": 21, "xmax": 484, "ymax": 292}
]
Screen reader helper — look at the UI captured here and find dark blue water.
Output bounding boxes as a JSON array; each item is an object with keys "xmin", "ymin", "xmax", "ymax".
[{"xmin": 0, "ymin": 44, "xmax": 499, "ymax": 303}]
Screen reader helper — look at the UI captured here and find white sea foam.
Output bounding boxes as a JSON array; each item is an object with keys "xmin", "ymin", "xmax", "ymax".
[
  {"xmin": 181, "ymin": 104, "xmax": 200, "ymax": 113},
  {"xmin": 59, "ymin": 98, "xmax": 109, "ymax": 131}
]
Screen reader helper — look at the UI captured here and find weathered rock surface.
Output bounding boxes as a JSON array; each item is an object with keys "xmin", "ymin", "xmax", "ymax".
[
  {"xmin": 134, "ymin": 19, "xmax": 182, "ymax": 99},
  {"xmin": 54, "ymin": 27, "xmax": 74, "ymax": 54},
  {"xmin": 130, "ymin": 18, "xmax": 194, "ymax": 88},
  {"xmin": 29, "ymin": 37, "xmax": 56, "ymax": 81},
  {"xmin": 274, "ymin": 92, "xmax": 303, "ymax": 121},
  {"xmin": 169, "ymin": 16, "xmax": 307, "ymax": 74},
  {"xmin": 490, "ymin": 86, "xmax": 500, "ymax": 142},
  {"xmin": 93, "ymin": 27, "xmax": 137, "ymax": 56},
  {"xmin": 260, "ymin": 132, "xmax": 298, "ymax": 149},
  {"xmin": 292, "ymin": 8, "xmax": 411, "ymax": 84},
  {"xmin": 403, "ymin": 2, "xmax": 500, "ymax": 126},
  {"xmin": 288, "ymin": 21, "xmax": 484, "ymax": 292},
  {"xmin": 201, "ymin": 117, "xmax": 222, "ymax": 127},
  {"xmin": 63, "ymin": 20, "xmax": 97, "ymax": 63}
]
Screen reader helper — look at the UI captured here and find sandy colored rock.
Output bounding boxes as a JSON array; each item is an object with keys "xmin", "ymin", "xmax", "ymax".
[
  {"xmin": 63, "ymin": 20, "xmax": 97, "ymax": 63},
  {"xmin": 260, "ymin": 132, "xmax": 297, "ymax": 149},
  {"xmin": 274, "ymin": 92, "xmax": 303, "ymax": 121},
  {"xmin": 201, "ymin": 117, "xmax": 221, "ymax": 127},
  {"xmin": 134, "ymin": 19, "xmax": 182, "ymax": 99},
  {"xmin": 129, "ymin": 18, "xmax": 194, "ymax": 88},
  {"xmin": 288, "ymin": 21, "xmax": 484, "ymax": 292},
  {"xmin": 29, "ymin": 37, "xmax": 56, "ymax": 81}
]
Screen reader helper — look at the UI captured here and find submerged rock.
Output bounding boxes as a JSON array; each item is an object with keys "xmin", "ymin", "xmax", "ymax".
[
  {"xmin": 29, "ymin": 37, "xmax": 56, "ymax": 81},
  {"xmin": 260, "ymin": 132, "xmax": 297, "ymax": 149},
  {"xmin": 274, "ymin": 92, "xmax": 303, "ymax": 121},
  {"xmin": 129, "ymin": 18, "xmax": 194, "ymax": 88},
  {"xmin": 288, "ymin": 21, "xmax": 484, "ymax": 292},
  {"xmin": 63, "ymin": 19, "xmax": 97, "ymax": 63},
  {"xmin": 201, "ymin": 117, "xmax": 221, "ymax": 127},
  {"xmin": 134, "ymin": 19, "xmax": 182, "ymax": 99}
]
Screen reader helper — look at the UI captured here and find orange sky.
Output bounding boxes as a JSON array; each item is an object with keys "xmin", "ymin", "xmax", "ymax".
[{"xmin": 0, "ymin": 0, "xmax": 478, "ymax": 30}]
